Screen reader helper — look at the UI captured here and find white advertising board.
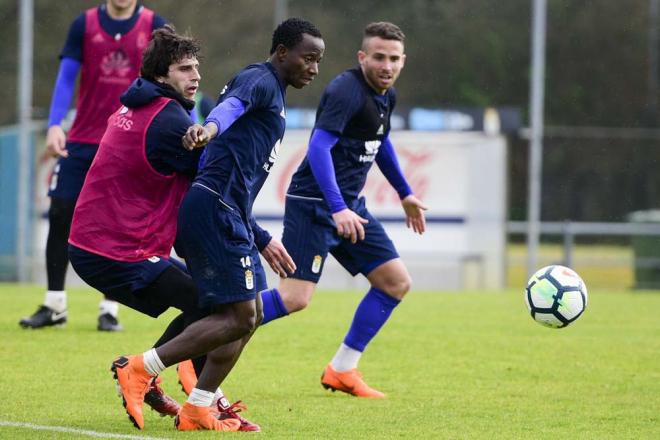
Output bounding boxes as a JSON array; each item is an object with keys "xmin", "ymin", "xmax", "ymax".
[{"xmin": 254, "ymin": 130, "xmax": 507, "ymax": 290}]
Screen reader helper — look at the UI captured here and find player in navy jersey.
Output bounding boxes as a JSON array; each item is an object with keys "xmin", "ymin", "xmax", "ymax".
[
  {"xmin": 260, "ymin": 22, "xmax": 427, "ymax": 398},
  {"xmin": 19, "ymin": 0, "xmax": 167, "ymax": 332},
  {"xmin": 111, "ymin": 18, "xmax": 324, "ymax": 432}
]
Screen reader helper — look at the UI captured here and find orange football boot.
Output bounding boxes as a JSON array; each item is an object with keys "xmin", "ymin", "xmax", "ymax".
[
  {"xmin": 175, "ymin": 402, "xmax": 241, "ymax": 431},
  {"xmin": 110, "ymin": 355, "xmax": 153, "ymax": 429},
  {"xmin": 321, "ymin": 363, "xmax": 386, "ymax": 398},
  {"xmin": 176, "ymin": 359, "xmax": 196, "ymax": 396}
]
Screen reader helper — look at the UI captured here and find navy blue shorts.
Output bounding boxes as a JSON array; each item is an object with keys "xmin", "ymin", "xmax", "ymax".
[
  {"xmin": 177, "ymin": 186, "xmax": 267, "ymax": 308},
  {"xmin": 282, "ymin": 196, "xmax": 399, "ymax": 283},
  {"xmin": 69, "ymin": 244, "xmax": 194, "ymax": 318},
  {"xmin": 48, "ymin": 142, "xmax": 98, "ymax": 200}
]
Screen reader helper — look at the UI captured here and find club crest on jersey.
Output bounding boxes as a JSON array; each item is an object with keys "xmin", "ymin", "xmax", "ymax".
[
  {"xmin": 311, "ymin": 255, "xmax": 323, "ymax": 274},
  {"xmin": 263, "ymin": 139, "xmax": 282, "ymax": 172},
  {"xmin": 359, "ymin": 140, "xmax": 381, "ymax": 163},
  {"xmin": 101, "ymin": 51, "xmax": 131, "ymax": 77},
  {"xmin": 245, "ymin": 269, "xmax": 254, "ymax": 289}
]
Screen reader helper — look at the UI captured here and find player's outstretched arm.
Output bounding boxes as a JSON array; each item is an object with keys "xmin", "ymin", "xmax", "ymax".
[
  {"xmin": 331, "ymin": 209, "xmax": 369, "ymax": 244},
  {"xmin": 260, "ymin": 239, "xmax": 296, "ymax": 277},
  {"xmin": 183, "ymin": 97, "xmax": 246, "ymax": 150},
  {"xmin": 401, "ymin": 194, "xmax": 428, "ymax": 234}
]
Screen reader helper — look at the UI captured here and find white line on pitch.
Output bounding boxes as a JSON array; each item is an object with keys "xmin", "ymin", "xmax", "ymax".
[{"xmin": 0, "ymin": 420, "xmax": 170, "ymax": 439}]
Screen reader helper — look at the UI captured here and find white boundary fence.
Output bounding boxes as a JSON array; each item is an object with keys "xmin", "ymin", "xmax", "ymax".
[{"xmin": 508, "ymin": 220, "xmax": 660, "ymax": 275}]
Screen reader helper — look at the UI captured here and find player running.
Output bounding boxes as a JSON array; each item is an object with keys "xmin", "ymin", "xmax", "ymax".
[
  {"xmin": 109, "ymin": 18, "xmax": 325, "ymax": 432},
  {"xmin": 19, "ymin": 0, "xmax": 167, "ymax": 332},
  {"xmin": 259, "ymin": 21, "xmax": 427, "ymax": 398},
  {"xmin": 68, "ymin": 25, "xmax": 261, "ymax": 432}
]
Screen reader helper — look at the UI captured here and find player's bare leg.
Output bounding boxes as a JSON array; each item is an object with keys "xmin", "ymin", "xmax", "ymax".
[
  {"xmin": 112, "ymin": 299, "xmax": 256, "ymax": 430},
  {"xmin": 156, "ymin": 299, "xmax": 258, "ymax": 369},
  {"xmin": 151, "ymin": 304, "xmax": 262, "ymax": 430},
  {"xmin": 278, "ymin": 278, "xmax": 317, "ymax": 313},
  {"xmin": 174, "ymin": 333, "xmax": 260, "ymax": 431},
  {"xmin": 367, "ymin": 258, "xmax": 411, "ymax": 301},
  {"xmin": 171, "ymin": 299, "xmax": 260, "ymax": 432}
]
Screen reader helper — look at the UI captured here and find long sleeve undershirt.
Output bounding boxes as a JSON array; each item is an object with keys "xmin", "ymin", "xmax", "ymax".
[
  {"xmin": 307, "ymin": 128, "xmax": 412, "ymax": 213},
  {"xmin": 375, "ymin": 136, "xmax": 412, "ymax": 199},
  {"xmin": 47, "ymin": 57, "xmax": 81, "ymax": 127},
  {"xmin": 307, "ymin": 128, "xmax": 345, "ymax": 213},
  {"xmin": 204, "ymin": 96, "xmax": 246, "ymax": 133},
  {"xmin": 197, "ymin": 96, "xmax": 247, "ymax": 169}
]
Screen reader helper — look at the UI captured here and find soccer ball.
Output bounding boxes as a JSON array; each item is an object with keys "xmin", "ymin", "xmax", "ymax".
[{"xmin": 525, "ymin": 265, "xmax": 588, "ymax": 328}]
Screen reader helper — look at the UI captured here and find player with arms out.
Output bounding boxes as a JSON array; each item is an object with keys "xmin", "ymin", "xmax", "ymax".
[
  {"xmin": 110, "ymin": 18, "xmax": 325, "ymax": 432},
  {"xmin": 259, "ymin": 22, "xmax": 427, "ymax": 398},
  {"xmin": 19, "ymin": 0, "xmax": 168, "ymax": 332}
]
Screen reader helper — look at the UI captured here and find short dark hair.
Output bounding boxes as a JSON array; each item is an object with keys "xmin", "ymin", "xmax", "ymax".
[
  {"xmin": 140, "ymin": 25, "xmax": 201, "ymax": 81},
  {"xmin": 363, "ymin": 22, "xmax": 405, "ymax": 44},
  {"xmin": 269, "ymin": 17, "xmax": 322, "ymax": 55}
]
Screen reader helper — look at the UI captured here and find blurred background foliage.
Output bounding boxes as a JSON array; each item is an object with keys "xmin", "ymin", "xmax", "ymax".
[
  {"xmin": 1, "ymin": 0, "xmax": 659, "ymax": 221},
  {"xmin": 0, "ymin": 0, "xmax": 653, "ymax": 125}
]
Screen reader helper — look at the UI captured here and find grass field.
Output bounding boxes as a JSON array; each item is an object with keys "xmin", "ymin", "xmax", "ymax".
[{"xmin": 1, "ymin": 284, "xmax": 659, "ymax": 439}]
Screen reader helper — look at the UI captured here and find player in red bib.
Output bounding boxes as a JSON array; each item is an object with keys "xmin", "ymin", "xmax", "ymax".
[
  {"xmin": 69, "ymin": 26, "xmax": 258, "ymax": 432},
  {"xmin": 19, "ymin": 0, "xmax": 167, "ymax": 332}
]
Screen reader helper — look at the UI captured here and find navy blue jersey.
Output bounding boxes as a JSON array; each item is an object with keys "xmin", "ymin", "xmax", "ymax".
[
  {"xmin": 288, "ymin": 67, "xmax": 396, "ymax": 201},
  {"xmin": 195, "ymin": 62, "xmax": 286, "ymax": 224},
  {"xmin": 60, "ymin": 5, "xmax": 167, "ymax": 61}
]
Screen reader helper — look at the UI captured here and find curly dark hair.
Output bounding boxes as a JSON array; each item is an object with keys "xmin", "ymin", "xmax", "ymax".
[
  {"xmin": 269, "ymin": 17, "xmax": 322, "ymax": 55},
  {"xmin": 140, "ymin": 25, "xmax": 201, "ymax": 81}
]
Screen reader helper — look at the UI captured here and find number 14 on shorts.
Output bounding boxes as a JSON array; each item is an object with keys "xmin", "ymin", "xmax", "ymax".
[{"xmin": 240, "ymin": 256, "xmax": 253, "ymax": 289}]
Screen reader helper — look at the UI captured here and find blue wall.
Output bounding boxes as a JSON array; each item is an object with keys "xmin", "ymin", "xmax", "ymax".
[{"xmin": 0, "ymin": 126, "xmax": 35, "ymax": 280}]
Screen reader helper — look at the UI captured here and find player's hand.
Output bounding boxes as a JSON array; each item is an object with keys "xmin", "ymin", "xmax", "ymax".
[
  {"xmin": 401, "ymin": 194, "xmax": 428, "ymax": 234},
  {"xmin": 182, "ymin": 123, "xmax": 216, "ymax": 150},
  {"xmin": 332, "ymin": 208, "xmax": 369, "ymax": 244},
  {"xmin": 46, "ymin": 125, "xmax": 68, "ymax": 158},
  {"xmin": 260, "ymin": 238, "xmax": 297, "ymax": 278}
]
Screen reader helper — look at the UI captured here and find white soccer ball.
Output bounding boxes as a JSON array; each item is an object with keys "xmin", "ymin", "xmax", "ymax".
[{"xmin": 525, "ymin": 265, "xmax": 588, "ymax": 328}]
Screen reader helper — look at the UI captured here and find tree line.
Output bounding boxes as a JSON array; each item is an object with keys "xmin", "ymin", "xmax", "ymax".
[{"xmin": 0, "ymin": 0, "xmax": 657, "ymax": 221}]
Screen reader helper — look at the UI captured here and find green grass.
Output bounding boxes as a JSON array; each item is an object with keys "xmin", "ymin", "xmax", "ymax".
[{"xmin": 1, "ymin": 284, "xmax": 659, "ymax": 439}]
